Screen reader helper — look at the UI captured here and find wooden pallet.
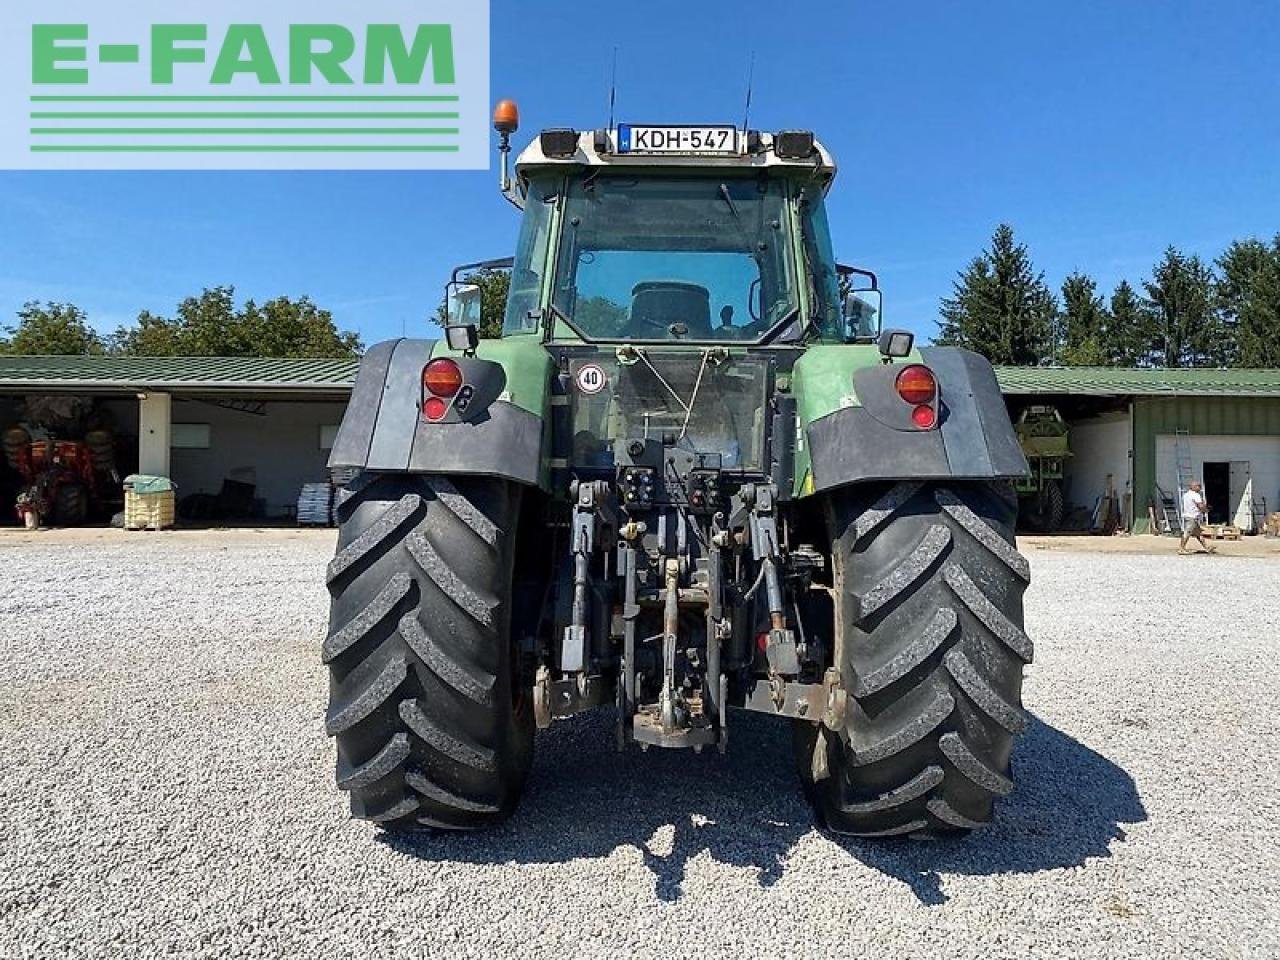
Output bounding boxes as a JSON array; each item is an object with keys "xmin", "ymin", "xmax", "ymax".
[{"xmin": 1200, "ymin": 523, "xmax": 1242, "ymax": 541}]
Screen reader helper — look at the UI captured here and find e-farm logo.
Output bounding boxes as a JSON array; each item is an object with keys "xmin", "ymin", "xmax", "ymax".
[{"xmin": 0, "ymin": 2, "xmax": 489, "ymax": 169}]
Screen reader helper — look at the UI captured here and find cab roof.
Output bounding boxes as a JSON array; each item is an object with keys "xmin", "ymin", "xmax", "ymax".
[{"xmin": 514, "ymin": 127, "xmax": 837, "ymax": 191}]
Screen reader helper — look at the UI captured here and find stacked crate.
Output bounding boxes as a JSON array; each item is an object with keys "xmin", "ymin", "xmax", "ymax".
[{"xmin": 123, "ymin": 475, "xmax": 176, "ymax": 530}]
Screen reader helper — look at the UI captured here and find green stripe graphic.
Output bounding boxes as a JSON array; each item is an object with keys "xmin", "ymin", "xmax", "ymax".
[
  {"xmin": 30, "ymin": 144, "xmax": 461, "ymax": 153},
  {"xmin": 30, "ymin": 95, "xmax": 460, "ymax": 103},
  {"xmin": 32, "ymin": 112, "xmax": 458, "ymax": 119},
  {"xmin": 31, "ymin": 128, "xmax": 460, "ymax": 136}
]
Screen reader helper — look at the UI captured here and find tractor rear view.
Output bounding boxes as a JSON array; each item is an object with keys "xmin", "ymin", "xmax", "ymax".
[
  {"xmin": 1014, "ymin": 405, "xmax": 1071, "ymax": 532},
  {"xmin": 320, "ymin": 104, "xmax": 1034, "ymax": 838},
  {"xmin": 5, "ymin": 432, "xmax": 106, "ymax": 528}
]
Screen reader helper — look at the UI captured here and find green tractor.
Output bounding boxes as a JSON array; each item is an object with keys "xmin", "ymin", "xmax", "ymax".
[
  {"xmin": 322, "ymin": 107, "xmax": 1033, "ymax": 838},
  {"xmin": 1013, "ymin": 405, "xmax": 1071, "ymax": 532}
]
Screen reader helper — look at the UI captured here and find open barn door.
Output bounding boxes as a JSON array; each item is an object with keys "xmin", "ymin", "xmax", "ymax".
[{"xmin": 1230, "ymin": 461, "xmax": 1253, "ymax": 532}]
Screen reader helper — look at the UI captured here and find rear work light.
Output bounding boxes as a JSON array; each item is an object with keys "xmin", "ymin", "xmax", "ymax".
[
  {"xmin": 423, "ymin": 358, "xmax": 463, "ymax": 397},
  {"xmin": 774, "ymin": 130, "xmax": 816, "ymax": 159},
  {"xmin": 539, "ymin": 128, "xmax": 578, "ymax": 158}
]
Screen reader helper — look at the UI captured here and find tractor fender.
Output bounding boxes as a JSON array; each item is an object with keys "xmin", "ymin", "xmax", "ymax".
[
  {"xmin": 803, "ymin": 346, "xmax": 1027, "ymax": 494},
  {"xmin": 328, "ymin": 338, "xmax": 551, "ymax": 489}
]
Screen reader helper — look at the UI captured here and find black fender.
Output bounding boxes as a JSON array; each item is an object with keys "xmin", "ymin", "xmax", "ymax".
[
  {"xmin": 328, "ymin": 338, "xmax": 546, "ymax": 487},
  {"xmin": 805, "ymin": 346, "xmax": 1027, "ymax": 493}
]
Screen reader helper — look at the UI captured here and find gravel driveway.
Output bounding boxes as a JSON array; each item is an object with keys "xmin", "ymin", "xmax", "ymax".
[{"xmin": 1, "ymin": 531, "xmax": 1277, "ymax": 959}]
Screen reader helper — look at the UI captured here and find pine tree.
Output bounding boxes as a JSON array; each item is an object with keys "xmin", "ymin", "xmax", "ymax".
[
  {"xmin": 938, "ymin": 224, "xmax": 1057, "ymax": 365},
  {"xmin": 1058, "ymin": 272, "xmax": 1109, "ymax": 366},
  {"xmin": 1217, "ymin": 236, "xmax": 1280, "ymax": 368},
  {"xmin": 1142, "ymin": 248, "xmax": 1224, "ymax": 367},
  {"xmin": 1106, "ymin": 280, "xmax": 1153, "ymax": 366}
]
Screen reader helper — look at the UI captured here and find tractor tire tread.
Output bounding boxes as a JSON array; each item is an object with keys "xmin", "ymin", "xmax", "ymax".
[
  {"xmin": 800, "ymin": 480, "xmax": 1031, "ymax": 837},
  {"xmin": 323, "ymin": 473, "xmax": 532, "ymax": 832}
]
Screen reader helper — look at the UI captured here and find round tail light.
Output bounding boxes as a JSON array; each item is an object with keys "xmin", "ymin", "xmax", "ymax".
[
  {"xmin": 422, "ymin": 396, "xmax": 449, "ymax": 422},
  {"xmin": 911, "ymin": 404, "xmax": 938, "ymax": 429},
  {"xmin": 895, "ymin": 364, "xmax": 937, "ymax": 405},
  {"xmin": 423, "ymin": 358, "xmax": 463, "ymax": 398}
]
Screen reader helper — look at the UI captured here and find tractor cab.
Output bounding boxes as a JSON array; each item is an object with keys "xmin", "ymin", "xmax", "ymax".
[{"xmin": 487, "ymin": 118, "xmax": 867, "ymax": 348}]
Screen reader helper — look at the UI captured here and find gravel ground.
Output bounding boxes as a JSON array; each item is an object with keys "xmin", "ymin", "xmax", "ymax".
[{"xmin": 1, "ymin": 531, "xmax": 1278, "ymax": 959}]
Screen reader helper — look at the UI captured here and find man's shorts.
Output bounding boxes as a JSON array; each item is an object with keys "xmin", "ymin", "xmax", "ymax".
[{"xmin": 1183, "ymin": 519, "xmax": 1203, "ymax": 537}]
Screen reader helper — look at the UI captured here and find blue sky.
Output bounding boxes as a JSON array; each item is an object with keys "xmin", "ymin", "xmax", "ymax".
[{"xmin": 1, "ymin": 1, "xmax": 1277, "ymax": 347}]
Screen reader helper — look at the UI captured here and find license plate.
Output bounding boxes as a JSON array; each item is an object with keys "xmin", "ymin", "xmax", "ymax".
[{"xmin": 617, "ymin": 125, "xmax": 739, "ymax": 156}]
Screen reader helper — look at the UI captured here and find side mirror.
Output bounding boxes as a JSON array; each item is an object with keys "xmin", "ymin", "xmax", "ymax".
[
  {"xmin": 843, "ymin": 288, "xmax": 882, "ymax": 339},
  {"xmin": 445, "ymin": 281, "xmax": 482, "ymax": 353},
  {"xmin": 446, "ymin": 281, "xmax": 482, "ymax": 326}
]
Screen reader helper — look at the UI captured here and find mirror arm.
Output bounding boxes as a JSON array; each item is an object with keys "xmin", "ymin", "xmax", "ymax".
[
  {"xmin": 449, "ymin": 257, "xmax": 515, "ymax": 285},
  {"xmin": 837, "ymin": 262, "xmax": 878, "ymax": 291}
]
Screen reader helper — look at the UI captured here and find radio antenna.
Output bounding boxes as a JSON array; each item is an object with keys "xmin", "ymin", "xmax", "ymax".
[
  {"xmin": 607, "ymin": 46, "xmax": 619, "ymax": 130},
  {"xmin": 741, "ymin": 51, "xmax": 756, "ymax": 132}
]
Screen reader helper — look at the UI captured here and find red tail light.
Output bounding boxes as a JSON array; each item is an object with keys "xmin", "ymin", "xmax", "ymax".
[
  {"xmin": 423, "ymin": 358, "xmax": 463, "ymax": 398},
  {"xmin": 422, "ymin": 396, "xmax": 449, "ymax": 422},
  {"xmin": 895, "ymin": 365, "xmax": 937, "ymax": 405},
  {"xmin": 911, "ymin": 404, "xmax": 937, "ymax": 429}
]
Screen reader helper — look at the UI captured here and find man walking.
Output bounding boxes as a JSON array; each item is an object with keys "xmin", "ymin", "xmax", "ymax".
[{"xmin": 1179, "ymin": 480, "xmax": 1216, "ymax": 555}]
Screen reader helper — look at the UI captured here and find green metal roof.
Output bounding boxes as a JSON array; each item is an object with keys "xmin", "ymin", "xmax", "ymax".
[
  {"xmin": 0, "ymin": 355, "xmax": 360, "ymax": 394},
  {"xmin": 994, "ymin": 366, "xmax": 1280, "ymax": 397}
]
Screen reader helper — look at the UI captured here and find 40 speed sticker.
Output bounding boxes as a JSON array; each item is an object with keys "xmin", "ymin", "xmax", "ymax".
[{"xmin": 575, "ymin": 363, "xmax": 608, "ymax": 395}]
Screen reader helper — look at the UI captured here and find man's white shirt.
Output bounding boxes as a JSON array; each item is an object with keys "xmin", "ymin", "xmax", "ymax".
[{"xmin": 1182, "ymin": 489, "xmax": 1205, "ymax": 521}]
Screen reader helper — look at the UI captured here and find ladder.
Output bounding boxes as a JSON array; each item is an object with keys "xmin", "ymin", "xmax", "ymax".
[
  {"xmin": 1173, "ymin": 429, "xmax": 1194, "ymax": 530},
  {"xmin": 1154, "ymin": 484, "xmax": 1180, "ymax": 535}
]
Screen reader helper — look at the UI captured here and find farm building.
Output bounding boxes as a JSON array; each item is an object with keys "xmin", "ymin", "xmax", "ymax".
[
  {"xmin": 1000, "ymin": 367, "xmax": 1280, "ymax": 533},
  {"xmin": 1, "ymin": 355, "xmax": 1278, "ymax": 533},
  {"xmin": 0, "ymin": 356, "xmax": 352, "ymax": 522}
]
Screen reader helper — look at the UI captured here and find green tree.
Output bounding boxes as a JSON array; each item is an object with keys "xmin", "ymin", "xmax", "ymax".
[
  {"xmin": 240, "ymin": 296, "xmax": 363, "ymax": 357},
  {"xmin": 938, "ymin": 224, "xmax": 1057, "ymax": 365},
  {"xmin": 1217, "ymin": 236, "xmax": 1280, "ymax": 368},
  {"xmin": 174, "ymin": 286, "xmax": 248, "ymax": 356},
  {"xmin": 109, "ymin": 309, "xmax": 184, "ymax": 356},
  {"xmin": 1142, "ymin": 248, "xmax": 1223, "ymax": 367},
  {"xmin": 434, "ymin": 269, "xmax": 510, "ymax": 339},
  {"xmin": 4, "ymin": 302, "xmax": 104, "ymax": 355},
  {"xmin": 1106, "ymin": 280, "xmax": 1153, "ymax": 366},
  {"xmin": 1058, "ymin": 272, "xmax": 1109, "ymax": 366},
  {"xmin": 110, "ymin": 287, "xmax": 362, "ymax": 357}
]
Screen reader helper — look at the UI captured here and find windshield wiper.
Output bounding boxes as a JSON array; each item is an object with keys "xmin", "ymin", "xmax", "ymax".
[
  {"xmin": 718, "ymin": 182, "xmax": 741, "ymax": 219},
  {"xmin": 719, "ymin": 183, "xmax": 759, "ymax": 257}
]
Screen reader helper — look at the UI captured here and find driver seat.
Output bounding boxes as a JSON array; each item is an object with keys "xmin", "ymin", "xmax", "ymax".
[{"xmin": 629, "ymin": 282, "xmax": 711, "ymax": 337}]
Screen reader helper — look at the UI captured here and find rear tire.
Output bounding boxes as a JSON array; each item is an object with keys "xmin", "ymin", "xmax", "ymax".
[
  {"xmin": 323, "ymin": 473, "xmax": 533, "ymax": 830},
  {"xmin": 796, "ymin": 480, "xmax": 1033, "ymax": 836},
  {"xmin": 53, "ymin": 482, "xmax": 88, "ymax": 526},
  {"xmin": 1020, "ymin": 479, "xmax": 1064, "ymax": 532}
]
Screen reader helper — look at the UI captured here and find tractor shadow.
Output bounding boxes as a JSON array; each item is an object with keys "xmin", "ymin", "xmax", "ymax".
[{"xmin": 378, "ymin": 710, "xmax": 1145, "ymax": 905}]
